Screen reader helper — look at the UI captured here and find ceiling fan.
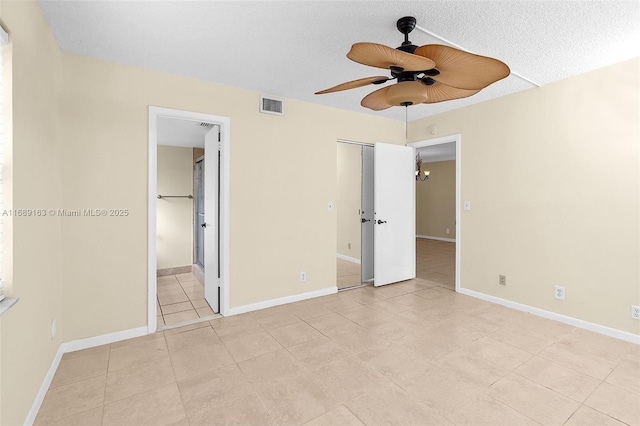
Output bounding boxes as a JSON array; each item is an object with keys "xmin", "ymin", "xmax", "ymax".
[{"xmin": 315, "ymin": 16, "xmax": 510, "ymax": 111}]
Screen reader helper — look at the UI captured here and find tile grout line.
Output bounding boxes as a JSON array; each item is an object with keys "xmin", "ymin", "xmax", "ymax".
[
  {"xmin": 100, "ymin": 343, "xmax": 111, "ymax": 425},
  {"xmin": 38, "ymin": 240, "xmax": 640, "ymax": 425},
  {"xmin": 164, "ymin": 331, "xmax": 190, "ymax": 425}
]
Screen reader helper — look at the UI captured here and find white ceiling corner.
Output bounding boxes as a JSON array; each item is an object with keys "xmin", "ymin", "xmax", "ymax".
[
  {"xmin": 39, "ymin": 0, "xmax": 640, "ymax": 122},
  {"xmin": 157, "ymin": 117, "xmax": 212, "ymax": 148},
  {"xmin": 416, "ymin": 142, "xmax": 456, "ymax": 163}
]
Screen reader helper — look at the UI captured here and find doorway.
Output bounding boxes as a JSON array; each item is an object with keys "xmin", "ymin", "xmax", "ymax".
[
  {"xmin": 336, "ymin": 140, "xmax": 415, "ymax": 290},
  {"xmin": 155, "ymin": 139, "xmax": 216, "ymax": 328},
  {"xmin": 408, "ymin": 134, "xmax": 461, "ymax": 292},
  {"xmin": 148, "ymin": 107, "xmax": 231, "ymax": 333}
]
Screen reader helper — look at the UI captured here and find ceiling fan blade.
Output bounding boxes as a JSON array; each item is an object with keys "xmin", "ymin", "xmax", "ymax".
[
  {"xmin": 361, "ymin": 86, "xmax": 393, "ymax": 111},
  {"xmin": 315, "ymin": 76, "xmax": 390, "ymax": 95},
  {"xmin": 414, "ymin": 44, "xmax": 510, "ymax": 90},
  {"xmin": 423, "ymin": 81, "xmax": 480, "ymax": 103},
  {"xmin": 348, "ymin": 42, "xmax": 435, "ymax": 72}
]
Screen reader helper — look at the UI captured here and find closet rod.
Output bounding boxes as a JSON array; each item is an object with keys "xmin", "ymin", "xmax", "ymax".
[{"xmin": 157, "ymin": 195, "xmax": 193, "ymax": 199}]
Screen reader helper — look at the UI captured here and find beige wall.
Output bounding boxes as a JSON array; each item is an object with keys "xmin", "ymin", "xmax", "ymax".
[
  {"xmin": 0, "ymin": 1, "xmax": 64, "ymax": 424},
  {"xmin": 409, "ymin": 58, "xmax": 640, "ymax": 335},
  {"xmin": 157, "ymin": 145, "xmax": 194, "ymax": 270},
  {"xmin": 337, "ymin": 143, "xmax": 362, "ymax": 260},
  {"xmin": 0, "ymin": 0, "xmax": 6, "ymax": 413},
  {"xmin": 2, "ymin": 2, "xmax": 635, "ymax": 422},
  {"xmin": 0, "ymin": 4, "xmax": 403, "ymax": 422},
  {"xmin": 57, "ymin": 49, "xmax": 404, "ymax": 334},
  {"xmin": 416, "ymin": 160, "xmax": 456, "ymax": 239}
]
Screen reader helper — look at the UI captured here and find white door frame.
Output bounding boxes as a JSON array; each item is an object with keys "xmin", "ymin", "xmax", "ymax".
[
  {"xmin": 148, "ymin": 106, "xmax": 231, "ymax": 333},
  {"xmin": 407, "ymin": 134, "xmax": 461, "ymax": 292}
]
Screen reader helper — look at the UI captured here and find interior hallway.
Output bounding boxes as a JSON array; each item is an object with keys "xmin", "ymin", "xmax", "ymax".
[{"xmin": 35, "ymin": 277, "xmax": 639, "ymax": 425}]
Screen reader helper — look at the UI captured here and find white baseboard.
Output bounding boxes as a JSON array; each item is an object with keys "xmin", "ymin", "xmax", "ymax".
[
  {"xmin": 417, "ymin": 234, "xmax": 456, "ymax": 243},
  {"xmin": 24, "ymin": 346, "xmax": 65, "ymax": 426},
  {"xmin": 25, "ymin": 326, "xmax": 148, "ymax": 425},
  {"xmin": 337, "ymin": 254, "xmax": 361, "ymax": 264},
  {"xmin": 227, "ymin": 287, "xmax": 337, "ymax": 316},
  {"xmin": 458, "ymin": 288, "xmax": 640, "ymax": 345},
  {"xmin": 59, "ymin": 326, "xmax": 148, "ymax": 354}
]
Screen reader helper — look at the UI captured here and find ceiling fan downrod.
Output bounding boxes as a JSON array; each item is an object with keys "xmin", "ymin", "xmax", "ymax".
[{"xmin": 396, "ymin": 16, "xmax": 418, "ymax": 54}]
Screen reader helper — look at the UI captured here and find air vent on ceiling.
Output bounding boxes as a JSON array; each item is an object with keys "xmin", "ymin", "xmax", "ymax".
[
  {"xmin": 260, "ymin": 95, "xmax": 284, "ymax": 116},
  {"xmin": 199, "ymin": 122, "xmax": 213, "ymax": 127}
]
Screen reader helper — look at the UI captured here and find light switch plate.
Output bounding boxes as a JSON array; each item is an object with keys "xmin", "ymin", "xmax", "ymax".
[{"xmin": 463, "ymin": 201, "xmax": 471, "ymax": 211}]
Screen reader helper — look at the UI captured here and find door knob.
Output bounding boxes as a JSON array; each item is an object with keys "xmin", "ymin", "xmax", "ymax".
[
  {"xmin": 377, "ymin": 220, "xmax": 387, "ymax": 224},
  {"xmin": 361, "ymin": 218, "xmax": 371, "ymax": 223},
  {"xmin": 201, "ymin": 223, "xmax": 207, "ymax": 228}
]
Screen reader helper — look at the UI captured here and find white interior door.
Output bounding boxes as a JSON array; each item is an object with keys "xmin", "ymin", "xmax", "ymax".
[
  {"xmin": 361, "ymin": 145, "xmax": 375, "ymax": 282},
  {"xmin": 374, "ymin": 143, "xmax": 416, "ymax": 286},
  {"xmin": 204, "ymin": 126, "xmax": 220, "ymax": 312}
]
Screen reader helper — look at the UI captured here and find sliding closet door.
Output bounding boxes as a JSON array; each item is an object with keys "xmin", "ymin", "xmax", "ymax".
[{"xmin": 361, "ymin": 145, "xmax": 374, "ymax": 282}]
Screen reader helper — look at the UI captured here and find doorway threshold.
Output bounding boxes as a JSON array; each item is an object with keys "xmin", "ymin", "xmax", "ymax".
[
  {"xmin": 338, "ymin": 282, "xmax": 372, "ymax": 292},
  {"xmin": 157, "ymin": 313, "xmax": 223, "ymax": 332}
]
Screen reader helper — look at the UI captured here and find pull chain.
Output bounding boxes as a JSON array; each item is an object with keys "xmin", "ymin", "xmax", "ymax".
[{"xmin": 405, "ymin": 105, "xmax": 408, "ymax": 142}]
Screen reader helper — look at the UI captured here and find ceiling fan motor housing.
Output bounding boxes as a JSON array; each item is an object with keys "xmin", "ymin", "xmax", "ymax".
[{"xmin": 386, "ymin": 81, "xmax": 428, "ymax": 106}]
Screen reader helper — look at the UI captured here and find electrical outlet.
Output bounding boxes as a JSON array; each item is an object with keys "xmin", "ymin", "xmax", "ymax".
[
  {"xmin": 51, "ymin": 319, "xmax": 56, "ymax": 340},
  {"xmin": 300, "ymin": 272, "xmax": 306, "ymax": 282},
  {"xmin": 446, "ymin": 228, "xmax": 450, "ymax": 235},
  {"xmin": 555, "ymin": 286, "xmax": 565, "ymax": 300},
  {"xmin": 632, "ymin": 305, "xmax": 640, "ymax": 320},
  {"xmin": 499, "ymin": 275, "xmax": 506, "ymax": 286},
  {"xmin": 348, "ymin": 243, "xmax": 351, "ymax": 249}
]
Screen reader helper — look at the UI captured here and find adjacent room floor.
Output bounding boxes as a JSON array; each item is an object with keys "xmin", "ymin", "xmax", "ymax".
[
  {"xmin": 157, "ymin": 272, "xmax": 215, "ymax": 328},
  {"xmin": 36, "ymin": 277, "xmax": 638, "ymax": 425},
  {"xmin": 337, "ymin": 237, "xmax": 456, "ymax": 291},
  {"xmin": 416, "ymin": 238, "xmax": 455, "ymax": 289}
]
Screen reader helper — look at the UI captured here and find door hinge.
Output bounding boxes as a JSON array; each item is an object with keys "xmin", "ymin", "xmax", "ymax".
[{"xmin": 218, "ymin": 132, "xmax": 221, "ymax": 142}]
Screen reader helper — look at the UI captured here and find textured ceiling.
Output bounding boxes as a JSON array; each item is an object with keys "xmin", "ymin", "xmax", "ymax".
[{"xmin": 39, "ymin": 1, "xmax": 640, "ymax": 122}]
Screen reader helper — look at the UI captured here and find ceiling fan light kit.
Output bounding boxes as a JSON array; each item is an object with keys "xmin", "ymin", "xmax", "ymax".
[
  {"xmin": 387, "ymin": 81, "xmax": 428, "ymax": 106},
  {"xmin": 316, "ymin": 16, "xmax": 510, "ymax": 111}
]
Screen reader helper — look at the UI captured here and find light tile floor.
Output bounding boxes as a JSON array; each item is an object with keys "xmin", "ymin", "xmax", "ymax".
[
  {"xmin": 338, "ymin": 238, "xmax": 455, "ymax": 290},
  {"xmin": 36, "ymin": 278, "xmax": 639, "ymax": 425},
  {"xmin": 416, "ymin": 238, "xmax": 455, "ymax": 290},
  {"xmin": 157, "ymin": 272, "xmax": 215, "ymax": 328}
]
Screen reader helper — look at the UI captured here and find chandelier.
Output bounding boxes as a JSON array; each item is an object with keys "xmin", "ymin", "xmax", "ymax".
[{"xmin": 416, "ymin": 153, "xmax": 430, "ymax": 181}]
